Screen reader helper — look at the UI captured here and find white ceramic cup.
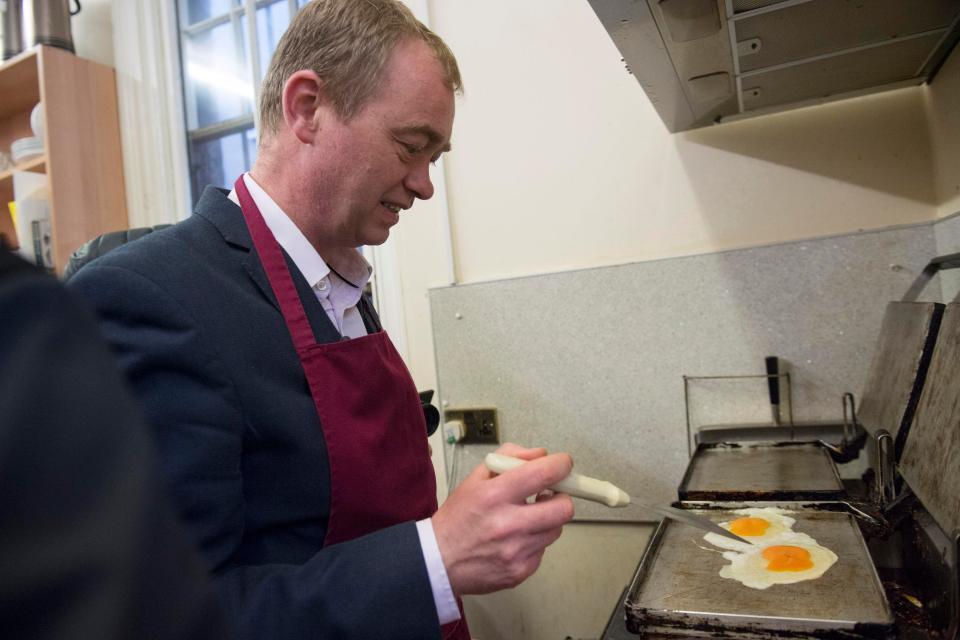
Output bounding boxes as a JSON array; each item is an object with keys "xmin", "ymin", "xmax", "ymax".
[{"xmin": 30, "ymin": 103, "xmax": 44, "ymax": 142}]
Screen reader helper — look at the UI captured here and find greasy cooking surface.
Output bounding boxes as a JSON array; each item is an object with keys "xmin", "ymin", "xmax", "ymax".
[
  {"xmin": 857, "ymin": 301, "xmax": 942, "ymax": 452},
  {"xmin": 901, "ymin": 303, "xmax": 960, "ymax": 536},
  {"xmin": 679, "ymin": 444, "xmax": 844, "ymax": 501},
  {"xmin": 626, "ymin": 510, "xmax": 894, "ymax": 638}
]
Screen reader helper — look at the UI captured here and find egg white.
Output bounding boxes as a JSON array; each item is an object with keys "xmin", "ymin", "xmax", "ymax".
[
  {"xmin": 700, "ymin": 507, "xmax": 839, "ymax": 589},
  {"xmin": 719, "ymin": 540, "xmax": 838, "ymax": 589}
]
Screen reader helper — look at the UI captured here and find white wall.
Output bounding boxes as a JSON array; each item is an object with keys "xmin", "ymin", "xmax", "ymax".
[
  {"xmin": 926, "ymin": 45, "xmax": 960, "ymax": 219},
  {"xmin": 72, "ymin": 0, "xmax": 114, "ymax": 67},
  {"xmin": 426, "ymin": 0, "xmax": 937, "ymax": 285},
  {"xmin": 398, "ymin": 2, "xmax": 950, "ymax": 638},
  {"xmin": 405, "ymin": 0, "xmax": 947, "ymax": 494}
]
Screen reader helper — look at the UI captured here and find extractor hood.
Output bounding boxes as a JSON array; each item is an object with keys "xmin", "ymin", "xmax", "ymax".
[{"xmin": 588, "ymin": 0, "xmax": 960, "ymax": 132}]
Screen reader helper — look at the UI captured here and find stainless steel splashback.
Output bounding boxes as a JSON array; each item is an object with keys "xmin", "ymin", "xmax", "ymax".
[
  {"xmin": 588, "ymin": 0, "xmax": 960, "ymax": 132},
  {"xmin": 901, "ymin": 303, "xmax": 960, "ymax": 538}
]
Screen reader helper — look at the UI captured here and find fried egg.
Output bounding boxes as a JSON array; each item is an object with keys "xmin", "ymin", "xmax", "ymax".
[
  {"xmin": 703, "ymin": 507, "xmax": 796, "ymax": 551},
  {"xmin": 718, "ymin": 538, "xmax": 838, "ymax": 589},
  {"xmin": 701, "ymin": 507, "xmax": 838, "ymax": 589}
]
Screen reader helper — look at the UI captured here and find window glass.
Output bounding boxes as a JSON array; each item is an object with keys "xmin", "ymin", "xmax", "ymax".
[
  {"xmin": 182, "ymin": 0, "xmax": 237, "ymax": 26},
  {"xmin": 178, "ymin": 0, "xmax": 301, "ymax": 205},
  {"xmin": 182, "ymin": 20, "xmax": 253, "ymax": 130},
  {"xmin": 245, "ymin": 128, "xmax": 259, "ymax": 167},
  {"xmin": 258, "ymin": 1, "xmax": 291, "ymax": 80},
  {"xmin": 189, "ymin": 128, "xmax": 253, "ymax": 196}
]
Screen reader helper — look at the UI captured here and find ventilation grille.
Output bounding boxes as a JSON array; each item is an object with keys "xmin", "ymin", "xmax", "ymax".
[
  {"xmin": 732, "ymin": 0, "xmax": 783, "ymax": 14},
  {"xmin": 741, "ymin": 32, "xmax": 939, "ymax": 111},
  {"xmin": 735, "ymin": 0, "xmax": 960, "ymax": 73}
]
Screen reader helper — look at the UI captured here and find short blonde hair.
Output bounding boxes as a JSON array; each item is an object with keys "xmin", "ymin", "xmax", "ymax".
[{"xmin": 259, "ymin": 0, "xmax": 462, "ymax": 137}]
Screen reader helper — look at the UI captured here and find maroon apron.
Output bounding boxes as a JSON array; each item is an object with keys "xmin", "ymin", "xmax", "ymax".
[{"xmin": 235, "ymin": 177, "xmax": 469, "ymax": 639}]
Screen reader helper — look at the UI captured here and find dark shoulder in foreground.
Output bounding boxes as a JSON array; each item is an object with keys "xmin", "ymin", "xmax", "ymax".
[
  {"xmin": 0, "ymin": 248, "xmax": 232, "ymax": 640},
  {"xmin": 0, "ymin": 247, "xmax": 43, "ymax": 280}
]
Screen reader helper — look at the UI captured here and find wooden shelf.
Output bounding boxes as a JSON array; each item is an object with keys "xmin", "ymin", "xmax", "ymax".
[
  {"xmin": 0, "ymin": 50, "xmax": 41, "ymax": 253},
  {"xmin": 0, "ymin": 203, "xmax": 15, "ymax": 251},
  {"xmin": 0, "ymin": 155, "xmax": 47, "ymax": 183},
  {"xmin": 0, "ymin": 156, "xmax": 47, "ymax": 240},
  {"xmin": 0, "ymin": 49, "xmax": 40, "ymax": 123},
  {"xmin": 0, "ymin": 46, "xmax": 127, "ymax": 273}
]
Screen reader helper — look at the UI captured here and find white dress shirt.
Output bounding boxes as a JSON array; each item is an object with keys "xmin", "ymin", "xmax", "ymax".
[{"xmin": 228, "ymin": 173, "xmax": 459, "ymax": 624}]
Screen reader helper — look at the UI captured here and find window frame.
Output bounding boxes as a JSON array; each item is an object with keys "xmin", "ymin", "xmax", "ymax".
[{"xmin": 177, "ymin": 0, "xmax": 297, "ymax": 154}]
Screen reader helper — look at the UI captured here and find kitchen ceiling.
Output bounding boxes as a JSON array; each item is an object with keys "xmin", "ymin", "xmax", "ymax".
[{"xmin": 588, "ymin": 0, "xmax": 960, "ymax": 132}]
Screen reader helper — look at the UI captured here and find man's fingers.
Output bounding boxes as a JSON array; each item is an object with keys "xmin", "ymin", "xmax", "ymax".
[
  {"xmin": 513, "ymin": 492, "xmax": 575, "ymax": 533},
  {"xmin": 518, "ymin": 526, "xmax": 564, "ymax": 569},
  {"xmin": 536, "ymin": 524, "xmax": 564, "ymax": 550},
  {"xmin": 462, "ymin": 443, "xmax": 550, "ymax": 485},
  {"xmin": 492, "ymin": 452, "xmax": 573, "ymax": 503},
  {"xmin": 462, "ymin": 456, "xmax": 498, "ymax": 485},
  {"xmin": 495, "ymin": 442, "xmax": 548, "ymax": 461}
]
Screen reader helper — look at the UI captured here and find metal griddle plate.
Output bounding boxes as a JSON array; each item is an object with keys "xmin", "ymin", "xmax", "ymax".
[
  {"xmin": 857, "ymin": 301, "xmax": 942, "ymax": 455},
  {"xmin": 901, "ymin": 303, "xmax": 960, "ymax": 537},
  {"xmin": 678, "ymin": 443, "xmax": 845, "ymax": 502},
  {"xmin": 625, "ymin": 509, "xmax": 894, "ymax": 639}
]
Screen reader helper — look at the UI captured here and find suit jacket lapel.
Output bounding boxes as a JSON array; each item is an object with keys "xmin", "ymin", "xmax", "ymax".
[
  {"xmin": 192, "ymin": 187, "xmax": 278, "ymax": 310},
  {"xmin": 193, "ymin": 186, "xmax": 344, "ymax": 345}
]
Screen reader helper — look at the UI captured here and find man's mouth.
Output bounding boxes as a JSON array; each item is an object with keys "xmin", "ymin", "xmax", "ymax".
[{"xmin": 381, "ymin": 202, "xmax": 403, "ymax": 214}]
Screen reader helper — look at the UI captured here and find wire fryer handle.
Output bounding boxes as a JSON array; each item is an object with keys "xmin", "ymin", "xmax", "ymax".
[{"xmin": 902, "ymin": 252, "xmax": 960, "ymax": 302}]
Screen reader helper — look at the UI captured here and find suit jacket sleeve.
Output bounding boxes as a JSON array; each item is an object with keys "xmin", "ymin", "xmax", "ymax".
[
  {"xmin": 69, "ymin": 262, "xmax": 441, "ymax": 640},
  {"xmin": 0, "ymin": 252, "xmax": 230, "ymax": 640}
]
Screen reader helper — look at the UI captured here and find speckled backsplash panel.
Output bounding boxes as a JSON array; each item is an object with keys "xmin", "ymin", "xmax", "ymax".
[
  {"xmin": 431, "ymin": 223, "xmax": 948, "ymax": 521},
  {"xmin": 934, "ymin": 211, "xmax": 960, "ymax": 300}
]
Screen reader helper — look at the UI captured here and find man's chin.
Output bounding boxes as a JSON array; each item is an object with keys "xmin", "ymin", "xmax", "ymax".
[{"xmin": 362, "ymin": 229, "xmax": 392, "ymax": 247}]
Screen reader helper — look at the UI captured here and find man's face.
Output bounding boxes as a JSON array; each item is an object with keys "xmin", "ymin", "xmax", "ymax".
[{"xmin": 309, "ymin": 39, "xmax": 455, "ymax": 249}]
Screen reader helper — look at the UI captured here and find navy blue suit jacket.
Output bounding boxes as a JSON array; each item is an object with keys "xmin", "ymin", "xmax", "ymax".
[
  {"xmin": 0, "ymin": 249, "xmax": 229, "ymax": 640},
  {"xmin": 69, "ymin": 187, "xmax": 440, "ymax": 640}
]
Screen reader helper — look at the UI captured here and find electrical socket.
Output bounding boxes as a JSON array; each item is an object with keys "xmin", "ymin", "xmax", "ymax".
[{"xmin": 443, "ymin": 408, "xmax": 499, "ymax": 444}]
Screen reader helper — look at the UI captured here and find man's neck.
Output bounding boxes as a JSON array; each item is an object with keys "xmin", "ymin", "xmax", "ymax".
[{"xmin": 249, "ymin": 153, "xmax": 338, "ymax": 259}]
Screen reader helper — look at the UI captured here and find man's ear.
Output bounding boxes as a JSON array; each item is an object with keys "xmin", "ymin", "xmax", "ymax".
[{"xmin": 282, "ymin": 70, "xmax": 329, "ymax": 145}]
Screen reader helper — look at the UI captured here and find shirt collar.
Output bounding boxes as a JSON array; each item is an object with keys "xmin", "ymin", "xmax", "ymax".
[{"xmin": 227, "ymin": 173, "xmax": 372, "ymax": 290}]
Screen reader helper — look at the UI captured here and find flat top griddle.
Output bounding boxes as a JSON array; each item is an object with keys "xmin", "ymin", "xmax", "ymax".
[
  {"xmin": 678, "ymin": 443, "xmax": 844, "ymax": 501},
  {"xmin": 901, "ymin": 303, "xmax": 960, "ymax": 537},
  {"xmin": 857, "ymin": 301, "xmax": 942, "ymax": 457},
  {"xmin": 626, "ymin": 509, "xmax": 894, "ymax": 639}
]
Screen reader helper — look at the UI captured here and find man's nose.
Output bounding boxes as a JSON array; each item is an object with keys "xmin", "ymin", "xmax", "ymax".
[{"xmin": 404, "ymin": 161, "xmax": 435, "ymax": 201}]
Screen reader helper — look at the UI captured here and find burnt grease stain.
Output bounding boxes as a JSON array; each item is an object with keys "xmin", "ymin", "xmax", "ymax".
[
  {"xmin": 679, "ymin": 489, "xmax": 847, "ymax": 502},
  {"xmin": 626, "ymin": 606, "xmax": 896, "ymax": 638}
]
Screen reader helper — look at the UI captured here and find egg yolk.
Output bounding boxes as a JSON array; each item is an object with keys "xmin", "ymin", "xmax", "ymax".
[
  {"xmin": 762, "ymin": 545, "xmax": 814, "ymax": 572},
  {"xmin": 728, "ymin": 517, "xmax": 770, "ymax": 537}
]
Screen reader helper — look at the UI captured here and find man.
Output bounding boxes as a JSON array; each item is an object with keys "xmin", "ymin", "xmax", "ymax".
[
  {"xmin": 69, "ymin": 1, "xmax": 574, "ymax": 639},
  {"xmin": 0, "ymin": 249, "xmax": 230, "ymax": 640}
]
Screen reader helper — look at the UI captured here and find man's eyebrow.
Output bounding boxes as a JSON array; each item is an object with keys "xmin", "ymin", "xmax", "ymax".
[{"xmin": 395, "ymin": 125, "xmax": 452, "ymax": 152}]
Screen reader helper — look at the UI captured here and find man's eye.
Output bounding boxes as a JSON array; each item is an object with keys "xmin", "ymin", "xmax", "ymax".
[{"xmin": 403, "ymin": 142, "xmax": 423, "ymax": 155}]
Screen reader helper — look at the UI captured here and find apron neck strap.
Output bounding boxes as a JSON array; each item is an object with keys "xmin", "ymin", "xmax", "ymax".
[{"xmin": 234, "ymin": 175, "xmax": 316, "ymax": 353}]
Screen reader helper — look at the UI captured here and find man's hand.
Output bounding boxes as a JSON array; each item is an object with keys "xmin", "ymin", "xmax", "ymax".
[{"xmin": 431, "ymin": 443, "xmax": 575, "ymax": 595}]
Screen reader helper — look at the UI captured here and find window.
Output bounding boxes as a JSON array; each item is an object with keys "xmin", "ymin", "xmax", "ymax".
[{"xmin": 176, "ymin": 0, "xmax": 309, "ymax": 202}]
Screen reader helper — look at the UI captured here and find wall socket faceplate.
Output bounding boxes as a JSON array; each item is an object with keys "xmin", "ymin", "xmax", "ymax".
[{"xmin": 444, "ymin": 408, "xmax": 499, "ymax": 444}]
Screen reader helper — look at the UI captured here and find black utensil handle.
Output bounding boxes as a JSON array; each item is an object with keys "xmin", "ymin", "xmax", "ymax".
[{"xmin": 765, "ymin": 356, "xmax": 780, "ymax": 406}]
